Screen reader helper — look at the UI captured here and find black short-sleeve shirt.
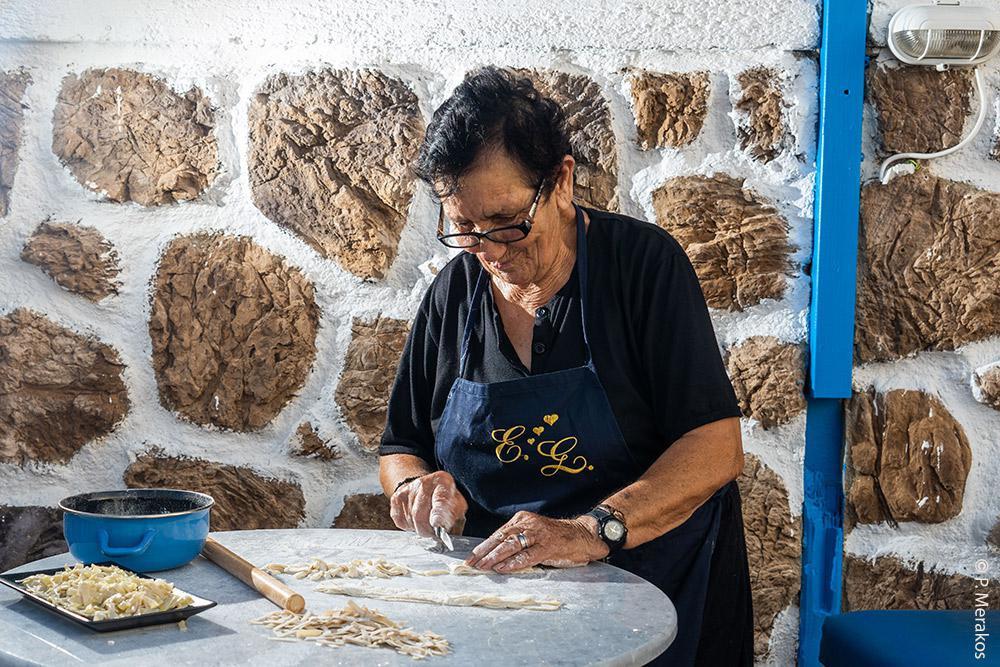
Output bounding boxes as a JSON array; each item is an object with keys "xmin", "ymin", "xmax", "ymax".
[{"xmin": 379, "ymin": 206, "xmax": 742, "ymax": 473}]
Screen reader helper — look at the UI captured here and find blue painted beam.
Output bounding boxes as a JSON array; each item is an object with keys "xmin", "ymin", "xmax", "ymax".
[
  {"xmin": 799, "ymin": 0, "xmax": 867, "ymax": 665},
  {"xmin": 809, "ymin": 0, "xmax": 866, "ymax": 400},
  {"xmin": 800, "ymin": 398, "xmax": 847, "ymax": 666}
]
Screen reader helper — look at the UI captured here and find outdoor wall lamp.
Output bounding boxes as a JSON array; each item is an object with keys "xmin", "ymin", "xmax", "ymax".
[{"xmin": 880, "ymin": 1, "xmax": 1000, "ymax": 182}]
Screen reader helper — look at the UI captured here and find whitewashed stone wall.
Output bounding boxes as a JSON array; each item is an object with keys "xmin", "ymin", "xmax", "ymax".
[
  {"xmin": 0, "ymin": 1, "xmax": 820, "ymax": 662},
  {"xmin": 842, "ymin": 0, "xmax": 1000, "ymax": 612}
]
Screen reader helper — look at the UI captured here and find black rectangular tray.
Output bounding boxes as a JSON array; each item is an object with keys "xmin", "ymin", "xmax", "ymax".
[{"xmin": 0, "ymin": 564, "xmax": 216, "ymax": 632}]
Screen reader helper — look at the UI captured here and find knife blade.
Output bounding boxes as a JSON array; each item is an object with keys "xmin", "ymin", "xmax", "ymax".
[{"xmin": 435, "ymin": 525, "xmax": 454, "ymax": 551}]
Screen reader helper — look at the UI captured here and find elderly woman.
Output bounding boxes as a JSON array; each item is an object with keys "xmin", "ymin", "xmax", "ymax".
[{"xmin": 379, "ymin": 66, "xmax": 752, "ymax": 666}]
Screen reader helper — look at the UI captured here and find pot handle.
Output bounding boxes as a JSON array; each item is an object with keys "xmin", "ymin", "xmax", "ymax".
[{"xmin": 98, "ymin": 528, "xmax": 156, "ymax": 557}]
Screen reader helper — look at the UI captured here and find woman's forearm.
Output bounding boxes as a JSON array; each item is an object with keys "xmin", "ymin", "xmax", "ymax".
[
  {"xmin": 601, "ymin": 416, "xmax": 744, "ymax": 549},
  {"xmin": 379, "ymin": 453, "xmax": 435, "ymax": 497}
]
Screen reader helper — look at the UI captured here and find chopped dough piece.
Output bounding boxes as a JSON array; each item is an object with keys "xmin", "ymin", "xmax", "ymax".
[
  {"xmin": 19, "ymin": 563, "xmax": 193, "ymax": 620},
  {"xmin": 264, "ymin": 556, "xmax": 544, "ymax": 580},
  {"xmin": 316, "ymin": 581, "xmax": 562, "ymax": 611},
  {"xmin": 250, "ymin": 600, "xmax": 449, "ymax": 659}
]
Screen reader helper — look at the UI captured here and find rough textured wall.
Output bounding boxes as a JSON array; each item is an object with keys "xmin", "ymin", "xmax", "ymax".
[
  {"xmin": 148, "ymin": 233, "xmax": 320, "ymax": 431},
  {"xmin": 0, "ymin": 308, "xmax": 129, "ymax": 465},
  {"xmin": 20, "ymin": 221, "xmax": 121, "ymax": 301},
  {"xmin": 855, "ymin": 172, "xmax": 1000, "ymax": 363},
  {"xmin": 248, "ymin": 69, "xmax": 424, "ymax": 280},
  {"xmin": 52, "ymin": 68, "xmax": 220, "ymax": 206},
  {"xmin": 0, "ymin": 2, "xmax": 819, "ymax": 663},
  {"xmin": 846, "ymin": 0, "xmax": 1000, "ymax": 613},
  {"xmin": 0, "ymin": 69, "xmax": 31, "ymax": 218},
  {"xmin": 845, "ymin": 388, "xmax": 972, "ymax": 527},
  {"xmin": 652, "ymin": 174, "xmax": 794, "ymax": 312}
]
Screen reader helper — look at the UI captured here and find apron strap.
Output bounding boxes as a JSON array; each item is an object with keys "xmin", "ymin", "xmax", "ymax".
[
  {"xmin": 458, "ymin": 268, "xmax": 489, "ymax": 379},
  {"xmin": 457, "ymin": 203, "xmax": 595, "ymax": 376},
  {"xmin": 573, "ymin": 204, "xmax": 594, "ymax": 368}
]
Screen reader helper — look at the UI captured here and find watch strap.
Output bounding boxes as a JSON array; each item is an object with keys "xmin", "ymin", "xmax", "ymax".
[
  {"xmin": 585, "ymin": 505, "xmax": 627, "ymax": 553},
  {"xmin": 595, "ymin": 504, "xmax": 625, "ymax": 522}
]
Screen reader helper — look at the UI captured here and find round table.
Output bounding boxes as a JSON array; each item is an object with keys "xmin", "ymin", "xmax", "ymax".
[{"xmin": 0, "ymin": 529, "xmax": 676, "ymax": 666}]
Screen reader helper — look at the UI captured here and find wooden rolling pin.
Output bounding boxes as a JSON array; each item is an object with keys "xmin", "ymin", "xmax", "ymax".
[{"xmin": 201, "ymin": 536, "xmax": 305, "ymax": 613}]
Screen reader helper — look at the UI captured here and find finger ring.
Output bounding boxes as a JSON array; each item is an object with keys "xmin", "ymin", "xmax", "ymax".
[{"xmin": 516, "ymin": 532, "xmax": 528, "ymax": 549}]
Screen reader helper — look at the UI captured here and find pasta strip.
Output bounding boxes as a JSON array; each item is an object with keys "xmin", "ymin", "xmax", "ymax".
[
  {"xmin": 264, "ymin": 557, "xmax": 543, "ymax": 580},
  {"xmin": 316, "ymin": 581, "xmax": 562, "ymax": 611}
]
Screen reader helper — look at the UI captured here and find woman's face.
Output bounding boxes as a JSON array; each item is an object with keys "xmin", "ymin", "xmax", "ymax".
[{"xmin": 439, "ymin": 150, "xmax": 574, "ymax": 287}]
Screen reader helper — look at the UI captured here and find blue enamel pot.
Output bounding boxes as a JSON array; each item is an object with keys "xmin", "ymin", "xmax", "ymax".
[{"xmin": 60, "ymin": 489, "xmax": 214, "ymax": 573}]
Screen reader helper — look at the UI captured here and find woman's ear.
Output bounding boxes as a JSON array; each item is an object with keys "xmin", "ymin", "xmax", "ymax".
[{"xmin": 552, "ymin": 154, "xmax": 576, "ymax": 215}]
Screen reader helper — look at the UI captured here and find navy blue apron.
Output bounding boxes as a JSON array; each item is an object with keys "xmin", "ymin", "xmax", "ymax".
[{"xmin": 434, "ymin": 204, "xmax": 725, "ymax": 666}]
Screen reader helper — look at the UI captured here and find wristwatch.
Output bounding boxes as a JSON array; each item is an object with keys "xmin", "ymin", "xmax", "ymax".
[{"xmin": 584, "ymin": 504, "xmax": 628, "ymax": 554}]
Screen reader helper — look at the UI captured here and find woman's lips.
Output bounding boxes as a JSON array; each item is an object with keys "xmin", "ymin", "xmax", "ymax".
[{"xmin": 483, "ymin": 251, "xmax": 517, "ymax": 273}]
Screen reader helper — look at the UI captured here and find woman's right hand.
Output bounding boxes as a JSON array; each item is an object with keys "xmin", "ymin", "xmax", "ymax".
[{"xmin": 389, "ymin": 471, "xmax": 468, "ymax": 538}]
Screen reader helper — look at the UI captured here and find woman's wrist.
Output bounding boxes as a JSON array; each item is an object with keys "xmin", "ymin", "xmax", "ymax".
[
  {"xmin": 392, "ymin": 474, "xmax": 426, "ymax": 496},
  {"xmin": 571, "ymin": 515, "xmax": 611, "ymax": 560}
]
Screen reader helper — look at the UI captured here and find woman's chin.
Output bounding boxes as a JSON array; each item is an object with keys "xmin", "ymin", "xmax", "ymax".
[{"xmin": 494, "ymin": 267, "xmax": 530, "ymax": 285}]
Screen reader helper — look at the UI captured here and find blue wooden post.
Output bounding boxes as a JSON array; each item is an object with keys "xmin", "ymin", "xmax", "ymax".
[{"xmin": 799, "ymin": 0, "xmax": 867, "ymax": 665}]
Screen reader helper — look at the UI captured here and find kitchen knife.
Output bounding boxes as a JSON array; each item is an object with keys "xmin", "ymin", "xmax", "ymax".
[{"xmin": 435, "ymin": 525, "xmax": 454, "ymax": 551}]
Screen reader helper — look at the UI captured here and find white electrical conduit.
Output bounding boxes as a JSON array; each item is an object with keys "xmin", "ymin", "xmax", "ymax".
[{"xmin": 879, "ymin": 66, "xmax": 988, "ymax": 184}]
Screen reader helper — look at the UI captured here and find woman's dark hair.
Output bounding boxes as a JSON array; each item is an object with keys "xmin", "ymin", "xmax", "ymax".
[{"xmin": 414, "ymin": 66, "xmax": 572, "ymax": 198}]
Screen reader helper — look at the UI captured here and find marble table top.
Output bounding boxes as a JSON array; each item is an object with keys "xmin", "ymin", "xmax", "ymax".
[{"xmin": 0, "ymin": 528, "xmax": 676, "ymax": 666}]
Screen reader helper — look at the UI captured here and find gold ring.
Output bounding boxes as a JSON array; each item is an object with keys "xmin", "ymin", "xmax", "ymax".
[{"xmin": 516, "ymin": 532, "xmax": 528, "ymax": 549}]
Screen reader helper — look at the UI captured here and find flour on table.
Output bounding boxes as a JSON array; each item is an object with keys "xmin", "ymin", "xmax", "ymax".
[{"xmin": 445, "ymin": 562, "xmax": 544, "ymax": 576}]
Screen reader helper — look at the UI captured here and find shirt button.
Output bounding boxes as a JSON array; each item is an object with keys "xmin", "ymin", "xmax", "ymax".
[
  {"xmin": 535, "ymin": 306, "xmax": 549, "ymax": 319},
  {"xmin": 533, "ymin": 342, "xmax": 547, "ymax": 355}
]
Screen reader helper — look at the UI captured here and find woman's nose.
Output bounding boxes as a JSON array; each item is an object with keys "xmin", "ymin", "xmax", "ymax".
[
  {"xmin": 466, "ymin": 238, "xmax": 505, "ymax": 260},
  {"xmin": 477, "ymin": 239, "xmax": 507, "ymax": 262}
]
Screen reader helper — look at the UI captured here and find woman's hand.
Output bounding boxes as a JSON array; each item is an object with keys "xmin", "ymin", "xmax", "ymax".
[
  {"xmin": 464, "ymin": 511, "xmax": 609, "ymax": 572},
  {"xmin": 389, "ymin": 471, "xmax": 468, "ymax": 538}
]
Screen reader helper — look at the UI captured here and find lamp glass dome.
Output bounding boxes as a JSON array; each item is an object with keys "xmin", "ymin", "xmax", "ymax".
[{"xmin": 889, "ymin": 3, "xmax": 1000, "ymax": 66}]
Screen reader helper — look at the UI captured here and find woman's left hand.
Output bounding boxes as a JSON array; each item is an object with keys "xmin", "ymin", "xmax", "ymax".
[{"xmin": 464, "ymin": 511, "xmax": 610, "ymax": 573}]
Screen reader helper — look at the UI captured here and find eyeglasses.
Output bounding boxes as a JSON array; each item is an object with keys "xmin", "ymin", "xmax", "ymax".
[{"xmin": 436, "ymin": 182, "xmax": 544, "ymax": 249}]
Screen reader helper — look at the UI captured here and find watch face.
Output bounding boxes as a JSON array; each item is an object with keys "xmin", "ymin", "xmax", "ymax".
[{"xmin": 603, "ymin": 518, "xmax": 625, "ymax": 542}]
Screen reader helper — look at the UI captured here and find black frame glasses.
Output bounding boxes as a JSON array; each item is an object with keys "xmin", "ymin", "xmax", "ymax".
[{"xmin": 436, "ymin": 182, "xmax": 544, "ymax": 249}]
